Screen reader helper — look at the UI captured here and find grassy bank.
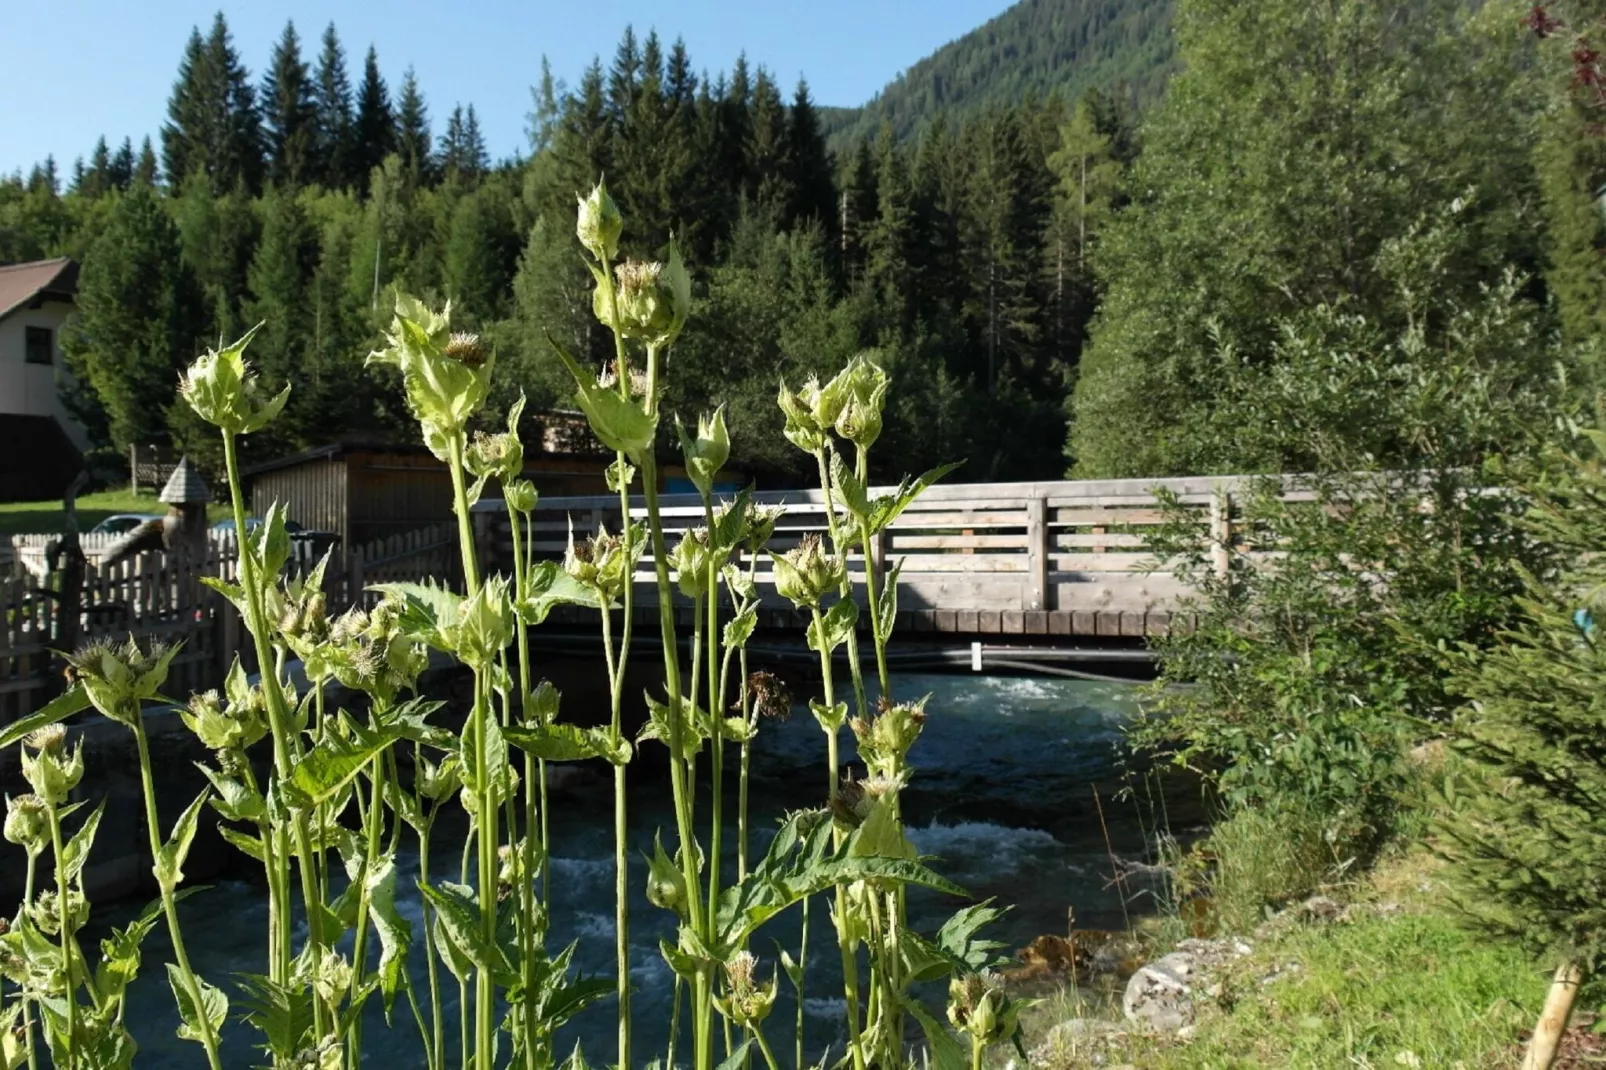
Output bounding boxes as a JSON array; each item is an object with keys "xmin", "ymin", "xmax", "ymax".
[
  {"xmin": 1019, "ymin": 853, "xmax": 1558, "ymax": 1069},
  {"xmin": 0, "ymin": 489, "xmax": 229, "ymax": 536}
]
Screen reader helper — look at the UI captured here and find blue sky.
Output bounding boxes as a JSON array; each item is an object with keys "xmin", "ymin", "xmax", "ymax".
[{"xmin": 2, "ymin": 1, "xmax": 1012, "ymax": 176}]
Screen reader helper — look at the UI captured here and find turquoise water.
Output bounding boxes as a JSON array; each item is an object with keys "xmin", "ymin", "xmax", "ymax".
[{"xmin": 100, "ymin": 672, "xmax": 1164, "ymax": 1067}]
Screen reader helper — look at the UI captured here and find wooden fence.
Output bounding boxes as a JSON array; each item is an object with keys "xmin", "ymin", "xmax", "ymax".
[
  {"xmin": 0, "ymin": 524, "xmax": 457, "ymax": 727},
  {"xmin": 471, "ymin": 475, "xmax": 1294, "ymax": 639}
]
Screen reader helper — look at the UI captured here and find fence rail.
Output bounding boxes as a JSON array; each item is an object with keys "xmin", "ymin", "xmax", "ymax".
[
  {"xmin": 1, "ymin": 523, "xmax": 457, "ymax": 726},
  {"xmin": 471, "ymin": 475, "xmax": 1293, "ymax": 639}
]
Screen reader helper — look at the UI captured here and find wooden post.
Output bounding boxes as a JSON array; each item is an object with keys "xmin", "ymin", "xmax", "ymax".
[
  {"xmin": 129, "ymin": 443, "xmax": 138, "ymax": 496},
  {"xmin": 1209, "ymin": 488, "xmax": 1232, "ymax": 581},
  {"xmin": 1521, "ymin": 961, "xmax": 1583, "ymax": 1070},
  {"xmin": 1026, "ymin": 495, "xmax": 1049, "ymax": 612}
]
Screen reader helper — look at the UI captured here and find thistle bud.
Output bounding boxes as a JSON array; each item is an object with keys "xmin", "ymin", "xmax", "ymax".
[
  {"xmin": 465, "ymin": 430, "xmax": 523, "ymax": 484},
  {"xmin": 30, "ymin": 888, "xmax": 89, "ymax": 936},
  {"xmin": 314, "ymin": 948, "xmax": 353, "ymax": 1010},
  {"xmin": 576, "ymin": 181, "xmax": 623, "ymax": 263},
  {"xmin": 63, "ymin": 636, "xmax": 181, "ymax": 727},
  {"xmin": 449, "ymin": 576, "xmax": 515, "ymax": 669},
  {"xmin": 677, "ymin": 407, "xmax": 730, "ymax": 499},
  {"xmin": 504, "ymin": 479, "xmax": 539, "ymax": 515},
  {"xmin": 645, "ymin": 834, "xmax": 689, "ymax": 920},
  {"xmin": 668, "ymin": 529, "xmax": 715, "ymax": 600},
  {"xmin": 835, "ymin": 355, "xmax": 889, "ymax": 449},
  {"xmin": 851, "ymin": 695, "xmax": 929, "ymax": 777},
  {"xmin": 778, "ymin": 380, "xmax": 827, "ymax": 454},
  {"xmin": 744, "ymin": 502, "xmax": 784, "ymax": 554},
  {"xmin": 179, "ymin": 322, "xmax": 291, "ymax": 436},
  {"xmin": 3, "ymin": 794, "xmax": 49, "ymax": 854},
  {"xmin": 418, "ymin": 756, "xmax": 463, "ymax": 802},
  {"xmin": 180, "ymin": 672, "xmax": 269, "ymax": 754},
  {"xmin": 770, "ymin": 534, "xmax": 845, "ymax": 608},
  {"xmin": 366, "ymin": 296, "xmax": 494, "ymax": 462}
]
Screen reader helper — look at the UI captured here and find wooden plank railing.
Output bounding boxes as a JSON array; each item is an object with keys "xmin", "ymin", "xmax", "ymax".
[{"xmin": 470, "ymin": 475, "xmax": 1296, "ymax": 638}]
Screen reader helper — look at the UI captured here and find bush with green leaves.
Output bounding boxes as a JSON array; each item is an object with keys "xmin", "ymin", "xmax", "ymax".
[{"xmin": 0, "ymin": 181, "xmax": 1023, "ymax": 1070}]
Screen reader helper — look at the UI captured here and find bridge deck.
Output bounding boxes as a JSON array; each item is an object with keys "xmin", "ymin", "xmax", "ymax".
[{"xmin": 473, "ymin": 475, "xmax": 1283, "ymax": 639}]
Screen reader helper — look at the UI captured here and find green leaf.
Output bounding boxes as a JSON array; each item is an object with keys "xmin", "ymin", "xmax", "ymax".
[
  {"xmin": 900, "ymin": 993, "xmax": 968, "ymax": 1070},
  {"xmin": 288, "ymin": 721, "xmax": 402, "ymax": 808},
  {"xmin": 419, "ymin": 881, "xmax": 503, "ymax": 974},
  {"xmin": 520, "ymin": 561, "xmax": 600, "ymax": 624},
  {"xmin": 716, "ymin": 1038, "xmax": 754, "ymax": 1070},
  {"xmin": 937, "ymin": 899, "xmax": 1012, "ymax": 971},
  {"xmin": 0, "ymin": 684, "xmax": 89, "ymax": 749},
  {"xmin": 723, "ymin": 603, "xmax": 758, "ymax": 650},
  {"xmin": 61, "ymin": 799, "xmax": 106, "ymax": 883},
  {"xmin": 504, "ymin": 723, "xmax": 604, "ymax": 762},
  {"xmin": 154, "ymin": 789, "xmax": 210, "ymax": 891},
  {"xmin": 807, "ymin": 598, "xmax": 859, "ymax": 655},
  {"xmin": 218, "ymin": 826, "xmax": 266, "ymax": 863},
  {"xmin": 367, "ymin": 857, "xmax": 412, "ymax": 1014},
  {"xmin": 199, "ymin": 575, "xmax": 248, "ymax": 614},
  {"xmin": 877, "ymin": 558, "xmax": 903, "ymax": 641},
  {"xmin": 546, "ymin": 330, "xmax": 658, "ymax": 456},
  {"xmin": 832, "ymin": 450, "xmax": 872, "ymax": 521},
  {"xmin": 165, "ymin": 963, "xmax": 227, "ymax": 1045},
  {"xmin": 234, "ymin": 974, "xmax": 314, "ymax": 1059},
  {"xmin": 868, "ymin": 461, "xmax": 964, "ymax": 535},
  {"xmin": 199, "ymin": 762, "xmax": 265, "ymax": 823}
]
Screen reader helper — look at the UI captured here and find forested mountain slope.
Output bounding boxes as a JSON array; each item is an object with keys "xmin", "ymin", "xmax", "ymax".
[{"xmin": 824, "ymin": 0, "xmax": 1173, "ymax": 146}]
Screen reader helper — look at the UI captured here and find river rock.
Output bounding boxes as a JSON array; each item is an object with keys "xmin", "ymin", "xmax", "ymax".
[
  {"xmin": 1122, "ymin": 950, "xmax": 1197, "ymax": 1032},
  {"xmin": 1045, "ymin": 1017, "xmax": 1123, "ymax": 1044}
]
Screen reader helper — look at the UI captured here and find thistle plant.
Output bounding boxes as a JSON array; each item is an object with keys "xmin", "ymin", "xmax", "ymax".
[{"xmin": 0, "ymin": 178, "xmax": 1010, "ymax": 1070}]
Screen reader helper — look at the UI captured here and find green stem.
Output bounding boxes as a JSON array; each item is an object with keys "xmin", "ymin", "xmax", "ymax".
[
  {"xmin": 971, "ymin": 1034, "xmax": 985, "ymax": 1070},
  {"xmin": 133, "ymin": 719, "xmax": 224, "ymax": 1070},
  {"xmin": 809, "ymin": 606, "xmax": 866, "ymax": 1070},
  {"xmin": 813, "ymin": 448, "xmax": 869, "ymax": 720},
  {"xmin": 22, "ymin": 851, "xmax": 39, "ymax": 1070},
  {"xmin": 600, "ymin": 592, "xmax": 632, "ymax": 1070},
  {"xmin": 794, "ymin": 897, "xmax": 809, "ymax": 1070},
  {"xmin": 419, "ymin": 814, "xmax": 445, "ymax": 1070},
  {"xmin": 222, "ymin": 431, "xmax": 326, "ymax": 1026},
  {"xmin": 751, "ymin": 1023, "xmax": 783, "ymax": 1070},
  {"xmin": 348, "ymin": 735, "xmax": 388, "ymax": 1068},
  {"xmin": 44, "ymin": 804, "xmax": 74, "ymax": 1070}
]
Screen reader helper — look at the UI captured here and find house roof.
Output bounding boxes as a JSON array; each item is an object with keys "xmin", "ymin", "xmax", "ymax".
[{"xmin": 0, "ymin": 258, "xmax": 78, "ymax": 325}]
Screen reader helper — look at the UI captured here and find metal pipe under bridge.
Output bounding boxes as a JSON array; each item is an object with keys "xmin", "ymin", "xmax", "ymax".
[{"xmin": 470, "ymin": 474, "xmax": 1278, "ymax": 642}]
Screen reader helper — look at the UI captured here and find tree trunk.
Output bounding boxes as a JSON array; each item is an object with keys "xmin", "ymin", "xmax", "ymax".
[{"xmin": 1521, "ymin": 960, "xmax": 1584, "ymax": 1070}]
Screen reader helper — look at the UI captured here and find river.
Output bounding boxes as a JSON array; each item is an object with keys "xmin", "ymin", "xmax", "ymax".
[{"xmin": 99, "ymin": 671, "xmax": 1180, "ymax": 1067}]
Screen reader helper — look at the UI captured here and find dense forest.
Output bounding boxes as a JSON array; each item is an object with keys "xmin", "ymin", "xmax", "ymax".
[
  {"xmin": 822, "ymin": 0, "xmax": 1174, "ymax": 147},
  {"xmin": 0, "ymin": 9, "xmax": 1133, "ymax": 484}
]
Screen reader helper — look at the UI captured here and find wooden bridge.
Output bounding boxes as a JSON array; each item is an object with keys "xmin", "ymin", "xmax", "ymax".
[{"xmin": 474, "ymin": 474, "xmax": 1274, "ymax": 640}]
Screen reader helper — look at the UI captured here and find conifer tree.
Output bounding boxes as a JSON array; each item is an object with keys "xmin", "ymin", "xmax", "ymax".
[
  {"xmin": 161, "ymin": 29, "xmax": 207, "ymax": 187},
  {"xmin": 354, "ymin": 45, "xmax": 396, "ymax": 190},
  {"xmin": 396, "ymin": 66, "xmax": 434, "ymax": 185},
  {"xmin": 1440, "ymin": 429, "xmax": 1606, "ymax": 1028},
  {"xmin": 748, "ymin": 68, "xmax": 792, "ymax": 215},
  {"xmin": 81, "ymin": 137, "xmax": 112, "ymax": 199},
  {"xmin": 314, "ymin": 23, "xmax": 356, "ymax": 189},
  {"xmin": 787, "ymin": 79, "xmax": 836, "ymax": 230},
  {"xmin": 134, "ymin": 137, "xmax": 159, "ymax": 188},
  {"xmin": 161, "ymin": 15, "xmax": 263, "ymax": 194},
  {"xmin": 109, "ymin": 138, "xmax": 136, "ymax": 190},
  {"xmin": 246, "ymin": 186, "xmax": 319, "ymax": 438},
  {"xmin": 263, "ymin": 21, "xmax": 317, "ymax": 188},
  {"xmin": 68, "ymin": 186, "xmax": 205, "ymax": 452}
]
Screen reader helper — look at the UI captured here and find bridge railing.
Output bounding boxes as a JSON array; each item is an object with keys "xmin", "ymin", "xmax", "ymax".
[{"xmin": 471, "ymin": 474, "xmax": 1310, "ymax": 637}]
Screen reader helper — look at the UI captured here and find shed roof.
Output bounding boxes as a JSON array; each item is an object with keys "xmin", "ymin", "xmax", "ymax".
[{"xmin": 0, "ymin": 258, "xmax": 78, "ymax": 325}]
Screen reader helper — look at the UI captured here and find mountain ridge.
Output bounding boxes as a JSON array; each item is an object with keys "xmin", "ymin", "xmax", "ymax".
[{"xmin": 824, "ymin": 0, "xmax": 1175, "ymax": 147}]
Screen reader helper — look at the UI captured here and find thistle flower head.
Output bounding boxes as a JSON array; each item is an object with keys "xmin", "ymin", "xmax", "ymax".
[
  {"xmin": 669, "ymin": 528, "xmax": 722, "ymax": 600},
  {"xmin": 715, "ymin": 950, "xmax": 778, "ymax": 1026},
  {"xmin": 179, "ymin": 322, "xmax": 290, "ymax": 435},
  {"xmin": 3, "ymin": 794, "xmax": 50, "ymax": 854},
  {"xmin": 677, "ymin": 406, "xmax": 730, "ymax": 499},
  {"xmin": 314, "ymin": 948, "xmax": 353, "ymax": 1009},
  {"xmin": 180, "ymin": 665, "xmax": 269, "ymax": 754},
  {"xmin": 946, "ymin": 971, "xmax": 1022, "ymax": 1047},
  {"xmin": 770, "ymin": 533, "xmax": 845, "ymax": 609},
  {"xmin": 29, "ymin": 887, "xmax": 89, "ymax": 936},
  {"xmin": 745, "ymin": 670, "xmax": 792, "ymax": 722},
  {"xmin": 833, "ymin": 353, "xmax": 890, "ymax": 449},
  {"xmin": 24, "ymin": 724, "xmax": 66, "ymax": 754},
  {"xmin": 63, "ymin": 635, "xmax": 180, "ymax": 726},
  {"xmin": 367, "ymin": 295, "xmax": 495, "ymax": 461},
  {"xmin": 851, "ymin": 694, "xmax": 930, "ymax": 778},
  {"xmin": 744, "ymin": 502, "xmax": 785, "ymax": 553}
]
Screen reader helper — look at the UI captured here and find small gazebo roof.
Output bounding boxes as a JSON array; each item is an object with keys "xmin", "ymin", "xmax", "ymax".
[{"xmin": 159, "ymin": 457, "xmax": 210, "ymax": 504}]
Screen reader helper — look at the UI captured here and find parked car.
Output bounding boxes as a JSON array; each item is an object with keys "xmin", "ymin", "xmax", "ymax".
[
  {"xmin": 88, "ymin": 513, "xmax": 162, "ymax": 536},
  {"xmin": 211, "ymin": 516, "xmax": 340, "ymax": 557}
]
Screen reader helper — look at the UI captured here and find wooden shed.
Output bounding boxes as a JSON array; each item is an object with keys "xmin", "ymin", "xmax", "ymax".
[{"xmin": 245, "ymin": 417, "xmax": 729, "ymax": 548}]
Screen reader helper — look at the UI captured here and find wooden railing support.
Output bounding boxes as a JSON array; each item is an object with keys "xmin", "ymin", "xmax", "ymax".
[
  {"xmin": 1026, "ymin": 495, "xmax": 1049, "ymax": 612},
  {"xmin": 1209, "ymin": 487, "xmax": 1232, "ymax": 582}
]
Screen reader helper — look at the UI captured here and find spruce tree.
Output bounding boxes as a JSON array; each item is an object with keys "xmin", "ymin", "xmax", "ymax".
[
  {"xmin": 786, "ymin": 79, "xmax": 836, "ymax": 230},
  {"xmin": 68, "ymin": 186, "xmax": 205, "ymax": 452},
  {"xmin": 205, "ymin": 12, "xmax": 265, "ymax": 194},
  {"xmin": 396, "ymin": 66, "xmax": 435, "ymax": 185},
  {"xmin": 246, "ymin": 186, "xmax": 318, "ymax": 439},
  {"xmin": 82, "ymin": 137, "xmax": 111, "ymax": 199},
  {"xmin": 748, "ymin": 69, "xmax": 792, "ymax": 215},
  {"xmin": 134, "ymin": 137, "xmax": 159, "ymax": 188},
  {"xmin": 314, "ymin": 24, "xmax": 356, "ymax": 189},
  {"xmin": 354, "ymin": 46, "xmax": 396, "ymax": 190},
  {"xmin": 109, "ymin": 138, "xmax": 136, "ymax": 190},
  {"xmin": 162, "ymin": 29, "xmax": 207, "ymax": 188},
  {"xmin": 263, "ymin": 21, "xmax": 317, "ymax": 188},
  {"xmin": 1440, "ymin": 429, "xmax": 1606, "ymax": 1003}
]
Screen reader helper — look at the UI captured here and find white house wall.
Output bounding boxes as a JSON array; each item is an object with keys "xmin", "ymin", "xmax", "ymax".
[{"xmin": 0, "ymin": 302, "xmax": 90, "ymax": 450}]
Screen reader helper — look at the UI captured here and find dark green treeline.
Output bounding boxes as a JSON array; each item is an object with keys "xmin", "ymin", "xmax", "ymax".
[{"xmin": 1, "ymin": 14, "xmax": 1126, "ymax": 483}]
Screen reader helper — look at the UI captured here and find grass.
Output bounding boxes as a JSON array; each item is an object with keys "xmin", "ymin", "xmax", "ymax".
[
  {"xmin": 1020, "ymin": 853, "xmax": 1553, "ymax": 1070},
  {"xmin": 0, "ymin": 489, "xmax": 230, "ymax": 536}
]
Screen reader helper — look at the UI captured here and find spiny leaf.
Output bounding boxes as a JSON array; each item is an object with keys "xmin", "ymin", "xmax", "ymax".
[
  {"xmin": 165, "ymin": 963, "xmax": 227, "ymax": 1045},
  {"xmin": 61, "ymin": 799, "xmax": 106, "ymax": 883},
  {"xmin": 154, "ymin": 788, "xmax": 211, "ymax": 891},
  {"xmin": 0, "ymin": 684, "xmax": 89, "ymax": 749}
]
